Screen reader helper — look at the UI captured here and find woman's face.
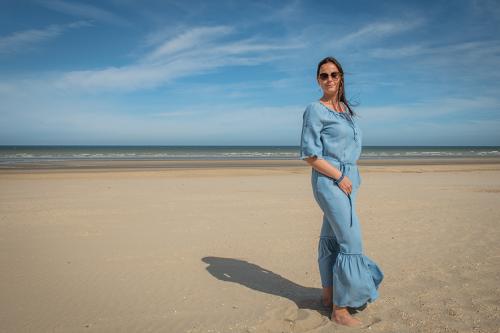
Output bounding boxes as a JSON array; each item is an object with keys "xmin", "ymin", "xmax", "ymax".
[{"xmin": 317, "ymin": 62, "xmax": 341, "ymax": 97}]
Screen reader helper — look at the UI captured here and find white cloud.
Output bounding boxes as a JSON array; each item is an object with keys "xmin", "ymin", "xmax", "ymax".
[
  {"xmin": 144, "ymin": 26, "xmax": 234, "ymax": 62},
  {"xmin": 361, "ymin": 118, "xmax": 500, "ymax": 146},
  {"xmin": 150, "ymin": 111, "xmax": 199, "ymax": 117},
  {"xmin": 0, "ymin": 90, "xmax": 305, "ymax": 144},
  {"xmin": 0, "ymin": 21, "xmax": 90, "ymax": 55},
  {"xmin": 53, "ymin": 25, "xmax": 304, "ymax": 92},
  {"xmin": 335, "ymin": 19, "xmax": 424, "ymax": 47},
  {"xmin": 471, "ymin": 0, "xmax": 500, "ymax": 20},
  {"xmin": 357, "ymin": 96, "xmax": 500, "ymax": 123},
  {"xmin": 366, "ymin": 39, "xmax": 500, "ymax": 83},
  {"xmin": 39, "ymin": 0, "xmax": 129, "ymax": 26},
  {"xmin": 355, "ymin": 97, "xmax": 500, "ymax": 145},
  {"xmin": 369, "ymin": 40, "xmax": 500, "ymax": 60},
  {"xmin": 368, "ymin": 44, "xmax": 426, "ymax": 59},
  {"xmin": 254, "ymin": 0, "xmax": 303, "ymax": 24}
]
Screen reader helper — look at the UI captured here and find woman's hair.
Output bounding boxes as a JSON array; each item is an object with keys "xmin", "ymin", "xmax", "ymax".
[{"xmin": 316, "ymin": 56, "xmax": 355, "ymax": 116}]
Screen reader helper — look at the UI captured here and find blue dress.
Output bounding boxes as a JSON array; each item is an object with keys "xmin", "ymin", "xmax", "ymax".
[{"xmin": 299, "ymin": 101, "xmax": 383, "ymax": 308}]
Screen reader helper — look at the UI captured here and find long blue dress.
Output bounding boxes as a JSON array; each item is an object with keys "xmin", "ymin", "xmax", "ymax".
[{"xmin": 299, "ymin": 101, "xmax": 383, "ymax": 308}]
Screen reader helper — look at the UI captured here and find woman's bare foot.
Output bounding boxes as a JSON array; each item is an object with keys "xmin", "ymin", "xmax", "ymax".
[
  {"xmin": 331, "ymin": 306, "xmax": 362, "ymax": 327},
  {"xmin": 321, "ymin": 287, "xmax": 332, "ymax": 307}
]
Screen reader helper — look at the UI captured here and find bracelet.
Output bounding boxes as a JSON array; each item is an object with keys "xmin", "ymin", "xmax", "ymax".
[{"xmin": 334, "ymin": 173, "xmax": 344, "ymax": 185}]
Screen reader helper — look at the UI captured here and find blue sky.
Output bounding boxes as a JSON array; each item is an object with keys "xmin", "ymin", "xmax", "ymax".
[{"xmin": 1, "ymin": 0, "xmax": 499, "ymax": 146}]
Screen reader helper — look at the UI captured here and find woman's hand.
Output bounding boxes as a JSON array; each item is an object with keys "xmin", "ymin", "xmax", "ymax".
[
  {"xmin": 337, "ymin": 175, "xmax": 352, "ymax": 196},
  {"xmin": 304, "ymin": 157, "xmax": 353, "ymax": 196}
]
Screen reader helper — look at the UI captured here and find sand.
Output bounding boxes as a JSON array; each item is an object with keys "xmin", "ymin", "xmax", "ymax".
[{"xmin": 0, "ymin": 161, "xmax": 499, "ymax": 332}]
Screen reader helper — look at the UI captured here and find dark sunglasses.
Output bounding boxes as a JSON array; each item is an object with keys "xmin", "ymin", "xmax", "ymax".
[{"xmin": 319, "ymin": 72, "xmax": 342, "ymax": 81}]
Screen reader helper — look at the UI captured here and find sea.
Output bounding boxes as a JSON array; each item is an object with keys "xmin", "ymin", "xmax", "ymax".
[{"xmin": 0, "ymin": 146, "xmax": 499, "ymax": 166}]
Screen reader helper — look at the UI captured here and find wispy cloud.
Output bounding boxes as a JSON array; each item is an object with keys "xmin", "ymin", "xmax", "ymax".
[
  {"xmin": 362, "ymin": 118, "xmax": 500, "ymax": 146},
  {"xmin": 0, "ymin": 21, "xmax": 90, "ymax": 55},
  {"xmin": 254, "ymin": 0, "xmax": 303, "ymax": 24},
  {"xmin": 55, "ymin": 25, "xmax": 304, "ymax": 91},
  {"xmin": 358, "ymin": 96, "xmax": 500, "ymax": 123},
  {"xmin": 0, "ymin": 90, "xmax": 304, "ymax": 144},
  {"xmin": 39, "ymin": 0, "xmax": 129, "ymax": 26},
  {"xmin": 144, "ymin": 26, "xmax": 234, "ymax": 62},
  {"xmin": 471, "ymin": 0, "xmax": 500, "ymax": 20},
  {"xmin": 150, "ymin": 111, "xmax": 199, "ymax": 117},
  {"xmin": 366, "ymin": 39, "xmax": 500, "ymax": 82},
  {"xmin": 336, "ymin": 19, "xmax": 424, "ymax": 47},
  {"xmin": 356, "ymin": 96, "xmax": 500, "ymax": 145},
  {"xmin": 369, "ymin": 40, "xmax": 500, "ymax": 60}
]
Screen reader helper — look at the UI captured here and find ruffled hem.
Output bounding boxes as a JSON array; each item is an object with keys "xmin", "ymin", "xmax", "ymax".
[{"xmin": 332, "ymin": 252, "xmax": 384, "ymax": 308}]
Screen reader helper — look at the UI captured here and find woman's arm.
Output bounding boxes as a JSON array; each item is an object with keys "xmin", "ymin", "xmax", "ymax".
[
  {"xmin": 304, "ymin": 156, "xmax": 352, "ymax": 195},
  {"xmin": 299, "ymin": 106, "xmax": 352, "ymax": 195}
]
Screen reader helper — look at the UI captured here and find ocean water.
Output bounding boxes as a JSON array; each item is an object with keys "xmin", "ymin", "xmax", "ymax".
[{"xmin": 0, "ymin": 146, "xmax": 499, "ymax": 165}]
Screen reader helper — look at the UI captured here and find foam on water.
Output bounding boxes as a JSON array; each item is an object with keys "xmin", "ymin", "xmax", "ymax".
[{"xmin": 0, "ymin": 146, "xmax": 499, "ymax": 164}]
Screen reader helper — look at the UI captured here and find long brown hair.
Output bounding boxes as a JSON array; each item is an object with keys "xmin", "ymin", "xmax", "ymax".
[{"xmin": 316, "ymin": 56, "xmax": 355, "ymax": 117}]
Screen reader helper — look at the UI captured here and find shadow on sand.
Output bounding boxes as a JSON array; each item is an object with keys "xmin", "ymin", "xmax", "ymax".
[{"xmin": 201, "ymin": 256, "xmax": 331, "ymax": 317}]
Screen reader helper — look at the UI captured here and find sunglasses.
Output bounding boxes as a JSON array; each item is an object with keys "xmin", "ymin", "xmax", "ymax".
[{"xmin": 319, "ymin": 72, "xmax": 342, "ymax": 81}]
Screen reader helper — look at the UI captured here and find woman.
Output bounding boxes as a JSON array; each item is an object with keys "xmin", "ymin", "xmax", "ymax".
[{"xmin": 300, "ymin": 57, "xmax": 383, "ymax": 327}]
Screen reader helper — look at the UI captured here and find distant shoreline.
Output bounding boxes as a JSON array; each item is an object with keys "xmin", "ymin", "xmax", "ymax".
[
  {"xmin": 1, "ymin": 157, "xmax": 500, "ymax": 172},
  {"xmin": 1, "ymin": 146, "xmax": 498, "ymax": 168}
]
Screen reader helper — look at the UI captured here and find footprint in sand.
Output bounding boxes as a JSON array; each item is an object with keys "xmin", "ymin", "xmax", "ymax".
[
  {"xmin": 255, "ymin": 305, "xmax": 330, "ymax": 332},
  {"xmin": 363, "ymin": 316, "xmax": 382, "ymax": 329},
  {"xmin": 255, "ymin": 305, "xmax": 383, "ymax": 332}
]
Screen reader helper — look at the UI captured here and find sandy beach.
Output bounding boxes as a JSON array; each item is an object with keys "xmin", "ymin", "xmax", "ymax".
[{"xmin": 1, "ymin": 160, "xmax": 499, "ymax": 333}]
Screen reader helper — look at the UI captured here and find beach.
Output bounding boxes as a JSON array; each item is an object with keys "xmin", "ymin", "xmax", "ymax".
[{"xmin": 1, "ymin": 159, "xmax": 499, "ymax": 333}]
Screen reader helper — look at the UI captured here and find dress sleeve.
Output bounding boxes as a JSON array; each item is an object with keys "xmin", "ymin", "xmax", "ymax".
[{"xmin": 299, "ymin": 106, "xmax": 324, "ymax": 160}]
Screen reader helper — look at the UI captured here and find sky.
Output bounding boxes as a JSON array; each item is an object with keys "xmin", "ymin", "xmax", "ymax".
[{"xmin": 0, "ymin": 0, "xmax": 499, "ymax": 146}]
